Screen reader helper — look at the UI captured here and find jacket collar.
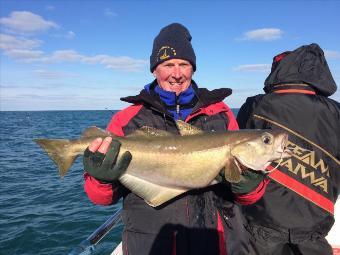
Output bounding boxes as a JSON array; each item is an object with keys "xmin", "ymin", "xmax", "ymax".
[
  {"xmin": 268, "ymin": 84, "xmax": 316, "ymax": 95},
  {"xmin": 120, "ymin": 79, "xmax": 232, "ymax": 115}
]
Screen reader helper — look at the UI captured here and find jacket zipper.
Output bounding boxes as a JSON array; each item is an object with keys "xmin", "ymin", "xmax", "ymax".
[{"xmin": 176, "ymin": 95, "xmax": 181, "ymax": 120}]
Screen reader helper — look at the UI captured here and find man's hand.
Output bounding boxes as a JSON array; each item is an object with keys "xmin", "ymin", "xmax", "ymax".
[
  {"xmin": 231, "ymin": 169, "xmax": 265, "ymax": 194},
  {"xmin": 83, "ymin": 137, "xmax": 132, "ymax": 182}
]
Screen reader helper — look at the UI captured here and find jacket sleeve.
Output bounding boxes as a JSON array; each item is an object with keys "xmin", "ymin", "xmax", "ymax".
[
  {"xmin": 83, "ymin": 105, "xmax": 142, "ymax": 205},
  {"xmin": 83, "ymin": 111, "xmax": 125, "ymax": 205},
  {"xmin": 225, "ymin": 109, "xmax": 239, "ymax": 130},
  {"xmin": 84, "ymin": 173, "xmax": 122, "ymax": 205},
  {"xmin": 234, "ymin": 178, "xmax": 270, "ymax": 205}
]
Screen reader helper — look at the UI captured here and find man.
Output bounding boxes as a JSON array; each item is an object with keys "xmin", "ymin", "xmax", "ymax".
[
  {"xmin": 83, "ymin": 23, "xmax": 267, "ymax": 255},
  {"xmin": 237, "ymin": 43, "xmax": 340, "ymax": 255}
]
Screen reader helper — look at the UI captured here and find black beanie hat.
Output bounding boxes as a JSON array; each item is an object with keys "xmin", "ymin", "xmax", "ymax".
[{"xmin": 150, "ymin": 23, "xmax": 196, "ymax": 72}]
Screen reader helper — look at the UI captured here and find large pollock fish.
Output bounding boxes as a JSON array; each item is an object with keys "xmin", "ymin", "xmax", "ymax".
[{"xmin": 35, "ymin": 121, "xmax": 291, "ymax": 207}]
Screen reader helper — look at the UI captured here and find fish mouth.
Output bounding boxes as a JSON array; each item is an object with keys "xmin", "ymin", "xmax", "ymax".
[
  {"xmin": 276, "ymin": 139, "xmax": 294, "ymax": 157},
  {"xmin": 263, "ymin": 142, "xmax": 294, "ymax": 173},
  {"xmin": 279, "ymin": 133, "xmax": 293, "ymax": 157}
]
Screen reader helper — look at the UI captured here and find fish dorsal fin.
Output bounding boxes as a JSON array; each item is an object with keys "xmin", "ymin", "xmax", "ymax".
[
  {"xmin": 175, "ymin": 120, "xmax": 203, "ymax": 136},
  {"xmin": 127, "ymin": 126, "xmax": 173, "ymax": 138},
  {"xmin": 81, "ymin": 126, "xmax": 109, "ymax": 138},
  {"xmin": 224, "ymin": 158, "xmax": 242, "ymax": 183}
]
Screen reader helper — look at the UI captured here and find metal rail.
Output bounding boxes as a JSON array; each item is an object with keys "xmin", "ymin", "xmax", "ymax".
[{"xmin": 68, "ymin": 208, "xmax": 122, "ymax": 255}]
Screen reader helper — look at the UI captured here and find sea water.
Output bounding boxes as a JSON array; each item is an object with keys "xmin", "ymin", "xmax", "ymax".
[{"xmin": 0, "ymin": 111, "xmax": 123, "ymax": 255}]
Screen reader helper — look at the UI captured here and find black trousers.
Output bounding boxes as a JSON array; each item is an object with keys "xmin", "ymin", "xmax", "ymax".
[{"xmin": 246, "ymin": 224, "xmax": 333, "ymax": 255}]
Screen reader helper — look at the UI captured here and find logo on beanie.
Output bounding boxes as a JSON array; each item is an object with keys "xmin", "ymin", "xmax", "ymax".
[{"xmin": 157, "ymin": 46, "xmax": 177, "ymax": 61}]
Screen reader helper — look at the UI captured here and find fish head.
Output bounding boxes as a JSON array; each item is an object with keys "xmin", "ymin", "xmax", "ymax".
[{"xmin": 230, "ymin": 130, "xmax": 292, "ymax": 172}]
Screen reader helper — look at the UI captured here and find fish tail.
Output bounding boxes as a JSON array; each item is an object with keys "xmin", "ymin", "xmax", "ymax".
[{"xmin": 34, "ymin": 139, "xmax": 77, "ymax": 177}]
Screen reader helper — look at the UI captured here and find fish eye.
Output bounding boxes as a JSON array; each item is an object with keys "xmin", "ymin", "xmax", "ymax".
[{"xmin": 262, "ymin": 135, "xmax": 272, "ymax": 145}]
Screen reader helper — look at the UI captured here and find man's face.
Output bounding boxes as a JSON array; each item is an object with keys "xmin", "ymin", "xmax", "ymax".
[{"xmin": 153, "ymin": 59, "xmax": 193, "ymax": 95}]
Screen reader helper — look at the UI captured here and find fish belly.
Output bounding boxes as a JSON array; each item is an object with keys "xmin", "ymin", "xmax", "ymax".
[{"xmin": 121, "ymin": 145, "xmax": 229, "ymax": 189}]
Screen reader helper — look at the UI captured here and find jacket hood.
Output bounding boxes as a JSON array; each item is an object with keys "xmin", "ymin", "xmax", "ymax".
[
  {"xmin": 264, "ymin": 43, "xmax": 337, "ymax": 97},
  {"xmin": 120, "ymin": 80, "xmax": 232, "ymax": 112}
]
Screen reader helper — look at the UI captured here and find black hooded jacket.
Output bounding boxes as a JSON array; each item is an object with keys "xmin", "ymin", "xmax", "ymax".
[{"xmin": 237, "ymin": 43, "xmax": 340, "ymax": 237}]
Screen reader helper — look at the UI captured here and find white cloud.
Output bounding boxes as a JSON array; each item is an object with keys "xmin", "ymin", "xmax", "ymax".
[
  {"xmin": 2, "ymin": 47, "xmax": 147, "ymax": 71},
  {"xmin": 0, "ymin": 11, "xmax": 58, "ymax": 34},
  {"xmin": 0, "ymin": 11, "xmax": 145, "ymax": 72},
  {"xmin": 50, "ymin": 30, "xmax": 76, "ymax": 39},
  {"xmin": 0, "ymin": 33, "xmax": 42, "ymax": 50},
  {"xmin": 240, "ymin": 28, "xmax": 283, "ymax": 41},
  {"xmin": 45, "ymin": 5, "xmax": 55, "ymax": 11},
  {"xmin": 4, "ymin": 49, "xmax": 44, "ymax": 61},
  {"xmin": 0, "ymin": 83, "xmax": 129, "ymax": 110},
  {"xmin": 104, "ymin": 8, "xmax": 117, "ymax": 17},
  {"xmin": 325, "ymin": 50, "xmax": 340, "ymax": 59},
  {"xmin": 66, "ymin": 31, "xmax": 75, "ymax": 39},
  {"xmin": 83, "ymin": 55, "xmax": 148, "ymax": 71},
  {"xmin": 49, "ymin": 50, "xmax": 84, "ymax": 62},
  {"xmin": 33, "ymin": 69, "xmax": 77, "ymax": 79},
  {"xmin": 66, "ymin": 52, "xmax": 147, "ymax": 71},
  {"xmin": 233, "ymin": 64, "xmax": 271, "ymax": 72}
]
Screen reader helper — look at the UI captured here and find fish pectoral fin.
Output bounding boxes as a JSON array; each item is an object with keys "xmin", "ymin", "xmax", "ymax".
[
  {"xmin": 119, "ymin": 174, "xmax": 186, "ymax": 207},
  {"xmin": 175, "ymin": 120, "xmax": 204, "ymax": 136},
  {"xmin": 128, "ymin": 127, "xmax": 173, "ymax": 138},
  {"xmin": 81, "ymin": 126, "xmax": 110, "ymax": 138},
  {"xmin": 224, "ymin": 158, "xmax": 242, "ymax": 183},
  {"xmin": 146, "ymin": 187, "xmax": 186, "ymax": 207}
]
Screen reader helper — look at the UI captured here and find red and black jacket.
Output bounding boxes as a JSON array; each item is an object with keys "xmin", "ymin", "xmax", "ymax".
[
  {"xmin": 237, "ymin": 44, "xmax": 340, "ymax": 238},
  {"xmin": 84, "ymin": 81, "xmax": 268, "ymax": 255}
]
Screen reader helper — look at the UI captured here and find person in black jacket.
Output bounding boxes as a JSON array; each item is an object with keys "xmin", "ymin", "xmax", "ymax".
[
  {"xmin": 237, "ymin": 43, "xmax": 340, "ymax": 255},
  {"xmin": 82, "ymin": 23, "xmax": 267, "ymax": 255}
]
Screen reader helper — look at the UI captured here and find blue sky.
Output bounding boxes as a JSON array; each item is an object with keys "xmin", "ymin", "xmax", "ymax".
[{"xmin": 1, "ymin": 0, "xmax": 340, "ymax": 111}]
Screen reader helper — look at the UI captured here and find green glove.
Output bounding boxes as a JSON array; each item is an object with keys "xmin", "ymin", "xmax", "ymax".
[
  {"xmin": 231, "ymin": 170, "xmax": 265, "ymax": 194},
  {"xmin": 83, "ymin": 140, "xmax": 132, "ymax": 182}
]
